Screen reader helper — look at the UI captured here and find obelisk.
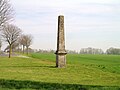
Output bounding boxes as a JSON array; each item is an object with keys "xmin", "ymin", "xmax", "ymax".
[{"xmin": 55, "ymin": 15, "xmax": 67, "ymax": 68}]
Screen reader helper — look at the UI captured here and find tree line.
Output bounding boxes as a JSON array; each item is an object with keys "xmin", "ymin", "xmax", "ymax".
[
  {"xmin": 80, "ymin": 47, "xmax": 104, "ymax": 54},
  {"xmin": 0, "ymin": 0, "xmax": 33, "ymax": 58},
  {"xmin": 79, "ymin": 47, "xmax": 120, "ymax": 55},
  {"xmin": 33, "ymin": 47, "xmax": 120, "ymax": 55},
  {"xmin": 65, "ymin": 47, "xmax": 120, "ymax": 55}
]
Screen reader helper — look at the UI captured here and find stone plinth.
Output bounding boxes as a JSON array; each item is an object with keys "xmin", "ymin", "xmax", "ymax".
[{"xmin": 55, "ymin": 15, "xmax": 67, "ymax": 68}]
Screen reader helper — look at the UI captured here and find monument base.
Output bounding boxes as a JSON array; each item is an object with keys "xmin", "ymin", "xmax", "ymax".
[{"xmin": 55, "ymin": 51, "xmax": 67, "ymax": 68}]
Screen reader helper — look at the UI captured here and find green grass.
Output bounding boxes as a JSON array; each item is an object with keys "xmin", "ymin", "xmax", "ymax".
[
  {"xmin": 0, "ymin": 53, "xmax": 120, "ymax": 90},
  {"xmin": 30, "ymin": 53, "xmax": 120, "ymax": 74}
]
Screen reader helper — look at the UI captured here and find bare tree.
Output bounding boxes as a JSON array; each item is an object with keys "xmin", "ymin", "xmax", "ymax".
[
  {"xmin": 1, "ymin": 24, "xmax": 21, "ymax": 58},
  {"xmin": 24, "ymin": 34, "xmax": 33, "ymax": 54},
  {"xmin": 18, "ymin": 35, "xmax": 26, "ymax": 54},
  {"xmin": 4, "ymin": 42, "xmax": 19, "ymax": 52},
  {"xmin": 0, "ymin": 0, "xmax": 13, "ymax": 28}
]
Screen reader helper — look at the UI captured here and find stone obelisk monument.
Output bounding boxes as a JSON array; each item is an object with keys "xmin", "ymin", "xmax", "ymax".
[{"xmin": 55, "ymin": 15, "xmax": 67, "ymax": 68}]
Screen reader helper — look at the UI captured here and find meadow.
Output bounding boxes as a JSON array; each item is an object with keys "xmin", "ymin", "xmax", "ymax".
[{"xmin": 0, "ymin": 53, "xmax": 120, "ymax": 90}]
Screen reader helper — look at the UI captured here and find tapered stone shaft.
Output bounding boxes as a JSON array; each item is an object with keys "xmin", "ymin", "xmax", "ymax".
[{"xmin": 55, "ymin": 15, "xmax": 67, "ymax": 68}]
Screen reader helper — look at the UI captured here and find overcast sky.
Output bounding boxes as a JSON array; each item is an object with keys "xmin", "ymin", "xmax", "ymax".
[{"xmin": 10, "ymin": 0, "xmax": 120, "ymax": 51}]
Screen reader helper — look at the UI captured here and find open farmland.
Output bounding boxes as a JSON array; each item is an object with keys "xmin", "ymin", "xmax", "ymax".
[{"xmin": 0, "ymin": 53, "xmax": 120, "ymax": 90}]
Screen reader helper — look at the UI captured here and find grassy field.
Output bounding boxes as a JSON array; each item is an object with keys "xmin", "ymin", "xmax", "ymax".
[{"xmin": 0, "ymin": 53, "xmax": 120, "ymax": 90}]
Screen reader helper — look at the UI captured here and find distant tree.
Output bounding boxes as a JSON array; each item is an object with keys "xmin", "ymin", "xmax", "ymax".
[
  {"xmin": 1, "ymin": 24, "xmax": 21, "ymax": 58},
  {"xmin": 67, "ymin": 50, "xmax": 78, "ymax": 54},
  {"xmin": 24, "ymin": 34, "xmax": 33, "ymax": 55},
  {"xmin": 106, "ymin": 47, "xmax": 120, "ymax": 55},
  {"xmin": 37, "ymin": 49, "xmax": 55, "ymax": 53},
  {"xmin": 19, "ymin": 35, "xmax": 26, "ymax": 54},
  {"xmin": 19, "ymin": 34, "xmax": 33, "ymax": 54},
  {"xmin": 80, "ymin": 47, "xmax": 104, "ymax": 54},
  {"xmin": 0, "ymin": 0, "xmax": 13, "ymax": 27}
]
